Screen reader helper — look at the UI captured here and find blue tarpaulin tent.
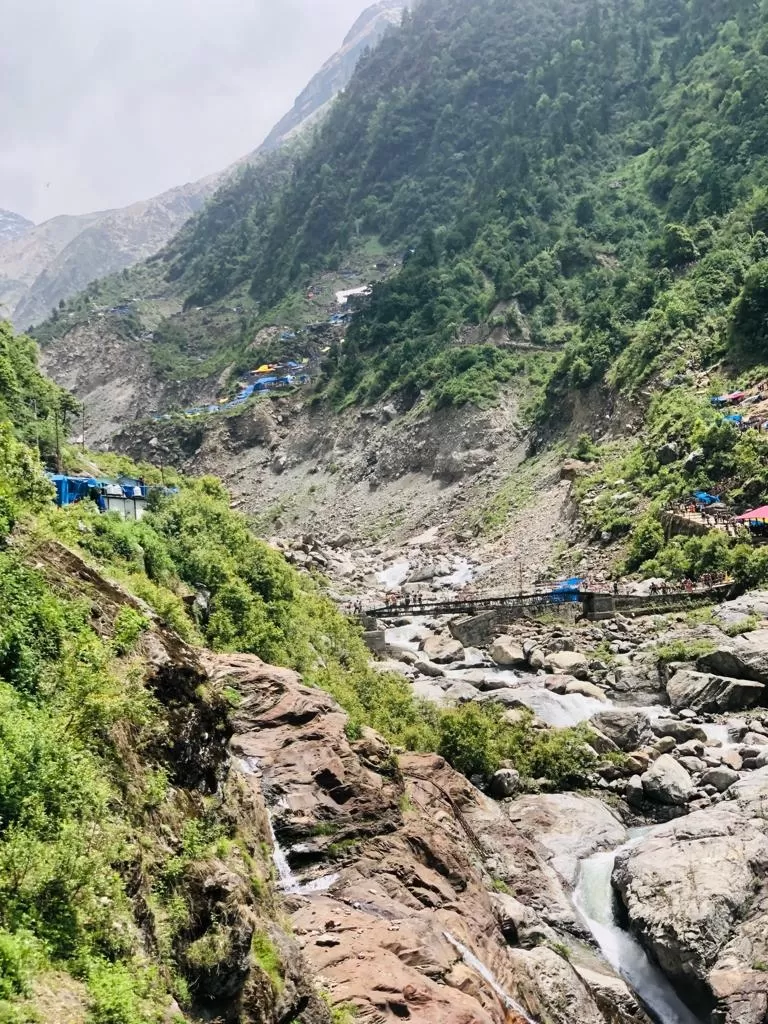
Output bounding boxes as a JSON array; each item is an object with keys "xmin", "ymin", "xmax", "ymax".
[
  {"xmin": 693, "ymin": 491, "xmax": 720, "ymax": 506},
  {"xmin": 549, "ymin": 577, "xmax": 584, "ymax": 603},
  {"xmin": 48, "ymin": 474, "xmax": 99, "ymax": 506}
]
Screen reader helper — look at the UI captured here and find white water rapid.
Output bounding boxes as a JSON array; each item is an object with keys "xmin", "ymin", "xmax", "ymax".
[
  {"xmin": 574, "ymin": 839, "xmax": 704, "ymax": 1024},
  {"xmin": 443, "ymin": 932, "xmax": 536, "ymax": 1023}
]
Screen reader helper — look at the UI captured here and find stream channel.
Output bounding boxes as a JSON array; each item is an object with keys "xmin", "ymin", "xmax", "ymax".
[{"xmin": 384, "ymin": 621, "xmax": 720, "ymax": 1023}]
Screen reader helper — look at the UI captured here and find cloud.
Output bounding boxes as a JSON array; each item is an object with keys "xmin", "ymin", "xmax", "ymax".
[{"xmin": 0, "ymin": 0, "xmax": 370, "ymax": 222}]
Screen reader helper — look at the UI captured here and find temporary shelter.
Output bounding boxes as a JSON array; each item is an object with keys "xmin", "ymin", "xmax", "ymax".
[{"xmin": 736, "ymin": 506, "xmax": 768, "ymax": 522}]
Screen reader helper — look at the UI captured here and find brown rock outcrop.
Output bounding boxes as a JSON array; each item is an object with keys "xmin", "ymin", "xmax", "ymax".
[{"xmin": 218, "ymin": 652, "xmax": 650, "ymax": 1024}]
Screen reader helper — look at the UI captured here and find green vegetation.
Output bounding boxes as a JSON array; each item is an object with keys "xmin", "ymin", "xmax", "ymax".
[{"xmin": 656, "ymin": 638, "xmax": 717, "ymax": 664}]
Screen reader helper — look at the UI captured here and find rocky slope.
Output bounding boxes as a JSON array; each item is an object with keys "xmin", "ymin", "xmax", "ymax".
[
  {"xmin": 2, "ymin": 0, "xmax": 404, "ymax": 329},
  {"xmin": 222, "ymin": 650, "xmax": 651, "ymax": 1024},
  {"xmin": 0, "ymin": 207, "xmax": 33, "ymax": 245}
]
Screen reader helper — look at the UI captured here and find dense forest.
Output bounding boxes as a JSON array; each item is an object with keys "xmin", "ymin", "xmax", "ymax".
[{"xmin": 40, "ymin": 0, "xmax": 766, "ymax": 410}]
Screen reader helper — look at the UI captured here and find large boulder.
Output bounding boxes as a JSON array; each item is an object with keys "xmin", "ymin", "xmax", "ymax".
[
  {"xmin": 545, "ymin": 651, "xmax": 590, "ymax": 680},
  {"xmin": 700, "ymin": 767, "xmax": 740, "ymax": 793},
  {"xmin": 666, "ymin": 668, "xmax": 765, "ymax": 713},
  {"xmin": 656, "ymin": 441, "xmax": 680, "ymax": 465},
  {"xmin": 640, "ymin": 753, "xmax": 693, "ymax": 806},
  {"xmin": 565, "ymin": 680, "xmax": 609, "ymax": 702},
  {"xmin": 489, "ymin": 638, "xmax": 527, "ymax": 668},
  {"xmin": 421, "ymin": 634, "xmax": 465, "ymax": 664},
  {"xmin": 613, "ymin": 776, "xmax": 768, "ymax": 1019},
  {"xmin": 590, "ymin": 709, "xmax": 653, "ymax": 752},
  {"xmin": 698, "ymin": 631, "xmax": 768, "ymax": 685},
  {"xmin": 488, "ymin": 767, "xmax": 521, "ymax": 799}
]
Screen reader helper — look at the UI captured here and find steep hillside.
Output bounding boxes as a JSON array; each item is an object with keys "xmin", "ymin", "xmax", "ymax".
[
  {"xmin": 0, "ymin": 209, "xmax": 32, "ymax": 246},
  {"xmin": 2, "ymin": 1, "xmax": 404, "ymax": 331}
]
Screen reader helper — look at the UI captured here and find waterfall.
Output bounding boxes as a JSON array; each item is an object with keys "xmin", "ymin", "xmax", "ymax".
[
  {"xmin": 574, "ymin": 844, "xmax": 704, "ymax": 1024},
  {"xmin": 443, "ymin": 931, "xmax": 537, "ymax": 1023},
  {"xmin": 235, "ymin": 755, "xmax": 339, "ymax": 897}
]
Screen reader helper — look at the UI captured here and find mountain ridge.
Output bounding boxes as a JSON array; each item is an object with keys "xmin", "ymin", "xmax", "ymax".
[{"xmin": 0, "ymin": 0, "xmax": 406, "ymax": 329}]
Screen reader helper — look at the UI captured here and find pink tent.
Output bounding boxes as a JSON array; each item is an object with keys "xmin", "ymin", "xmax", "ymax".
[{"xmin": 736, "ymin": 506, "xmax": 768, "ymax": 521}]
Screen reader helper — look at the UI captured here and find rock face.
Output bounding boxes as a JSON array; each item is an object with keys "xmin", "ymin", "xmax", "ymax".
[
  {"xmin": 590, "ymin": 709, "xmax": 653, "ymax": 752},
  {"xmin": 613, "ymin": 770, "xmax": 768, "ymax": 1023},
  {"xmin": 666, "ymin": 668, "xmax": 765, "ymax": 713},
  {"xmin": 224, "ymin": 651, "xmax": 642, "ymax": 1023},
  {"xmin": 506, "ymin": 794, "xmax": 627, "ymax": 886},
  {"xmin": 640, "ymin": 754, "xmax": 693, "ymax": 806}
]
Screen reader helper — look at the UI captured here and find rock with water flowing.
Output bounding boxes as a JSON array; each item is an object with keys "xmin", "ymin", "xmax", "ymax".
[{"xmin": 614, "ymin": 769, "xmax": 768, "ymax": 1023}]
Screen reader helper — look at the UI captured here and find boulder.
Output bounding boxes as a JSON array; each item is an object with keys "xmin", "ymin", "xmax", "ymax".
[
  {"xmin": 741, "ymin": 731, "xmax": 768, "ymax": 746},
  {"xmin": 698, "ymin": 631, "xmax": 768, "ymax": 684},
  {"xmin": 442, "ymin": 682, "xmax": 480, "ymax": 703},
  {"xmin": 683, "ymin": 449, "xmax": 704, "ymax": 471},
  {"xmin": 721, "ymin": 748, "xmax": 744, "ymax": 771},
  {"xmin": 565, "ymin": 680, "xmax": 608, "ymax": 702},
  {"xmin": 626, "ymin": 774, "xmax": 644, "ymax": 808},
  {"xmin": 666, "ymin": 669, "xmax": 765, "ymax": 713},
  {"xmin": 651, "ymin": 718, "xmax": 708, "ymax": 743},
  {"xmin": 414, "ymin": 659, "xmax": 446, "ymax": 678},
  {"xmin": 656, "ymin": 441, "xmax": 680, "ymax": 465},
  {"xmin": 652, "ymin": 736, "xmax": 677, "ymax": 755},
  {"xmin": 590, "ymin": 709, "xmax": 653, "ymax": 752},
  {"xmin": 613, "ymin": 779, "xmax": 768, "ymax": 1014},
  {"xmin": 488, "ymin": 768, "xmax": 521, "ymax": 799},
  {"xmin": 528, "ymin": 649, "xmax": 546, "ymax": 671},
  {"xmin": 421, "ymin": 634, "xmax": 465, "ymax": 664},
  {"xmin": 640, "ymin": 753, "xmax": 693, "ymax": 806},
  {"xmin": 489, "ymin": 638, "xmax": 527, "ymax": 668},
  {"xmin": 700, "ymin": 767, "xmax": 740, "ymax": 793},
  {"xmin": 545, "ymin": 651, "xmax": 590, "ymax": 680},
  {"xmin": 561, "ymin": 459, "xmax": 593, "ymax": 481}
]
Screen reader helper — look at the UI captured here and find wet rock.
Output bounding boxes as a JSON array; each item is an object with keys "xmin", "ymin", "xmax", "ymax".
[
  {"xmin": 667, "ymin": 668, "xmax": 765, "ymax": 713},
  {"xmin": 414, "ymin": 659, "xmax": 445, "ymax": 678},
  {"xmin": 528, "ymin": 648, "xmax": 546, "ymax": 671},
  {"xmin": 443, "ymin": 681, "xmax": 480, "ymax": 703},
  {"xmin": 651, "ymin": 718, "xmax": 708, "ymax": 743},
  {"xmin": 742, "ymin": 731, "xmax": 768, "ymax": 746},
  {"xmin": 490, "ymin": 638, "xmax": 527, "ymax": 668},
  {"xmin": 590, "ymin": 709, "xmax": 653, "ymax": 752},
  {"xmin": 507, "ymin": 793, "xmax": 626, "ymax": 887},
  {"xmin": 489, "ymin": 768, "xmax": 521, "ymax": 799},
  {"xmin": 565, "ymin": 680, "xmax": 608, "ymax": 702},
  {"xmin": 545, "ymin": 650, "xmax": 590, "ymax": 679},
  {"xmin": 640, "ymin": 753, "xmax": 693, "ymax": 806},
  {"xmin": 700, "ymin": 766, "xmax": 740, "ymax": 793}
]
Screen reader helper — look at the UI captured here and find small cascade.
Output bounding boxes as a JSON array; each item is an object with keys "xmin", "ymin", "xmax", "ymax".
[
  {"xmin": 444, "ymin": 669, "xmax": 611, "ymax": 726},
  {"xmin": 574, "ymin": 843, "xmax": 704, "ymax": 1024},
  {"xmin": 385, "ymin": 622, "xmax": 432, "ymax": 652},
  {"xmin": 235, "ymin": 756, "xmax": 339, "ymax": 897},
  {"xmin": 443, "ymin": 932, "xmax": 537, "ymax": 1023},
  {"xmin": 377, "ymin": 560, "xmax": 411, "ymax": 589}
]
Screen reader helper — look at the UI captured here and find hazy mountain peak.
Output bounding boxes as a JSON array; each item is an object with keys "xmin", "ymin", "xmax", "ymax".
[{"xmin": 0, "ymin": 208, "xmax": 34, "ymax": 245}]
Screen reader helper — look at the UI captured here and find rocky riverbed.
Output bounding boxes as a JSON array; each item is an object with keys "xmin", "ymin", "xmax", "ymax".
[{"xmin": 222, "ymin": 527, "xmax": 768, "ymax": 1022}]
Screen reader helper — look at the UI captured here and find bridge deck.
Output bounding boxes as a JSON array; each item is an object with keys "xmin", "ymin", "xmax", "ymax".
[{"xmin": 367, "ymin": 587, "xmax": 730, "ymax": 620}]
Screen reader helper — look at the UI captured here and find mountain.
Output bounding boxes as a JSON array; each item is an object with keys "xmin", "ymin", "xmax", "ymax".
[
  {"xmin": 258, "ymin": 0, "xmax": 406, "ymax": 154},
  {"xmin": 0, "ymin": 0, "xmax": 406, "ymax": 329},
  {"xmin": 0, "ymin": 208, "xmax": 33, "ymax": 246}
]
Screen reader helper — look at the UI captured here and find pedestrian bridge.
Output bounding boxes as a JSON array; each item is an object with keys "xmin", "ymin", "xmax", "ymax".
[{"xmin": 367, "ymin": 586, "xmax": 731, "ymax": 622}]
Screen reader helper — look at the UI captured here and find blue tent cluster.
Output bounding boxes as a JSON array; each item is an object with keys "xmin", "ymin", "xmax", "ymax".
[
  {"xmin": 549, "ymin": 577, "xmax": 585, "ymax": 603},
  {"xmin": 182, "ymin": 360, "xmax": 310, "ymax": 418}
]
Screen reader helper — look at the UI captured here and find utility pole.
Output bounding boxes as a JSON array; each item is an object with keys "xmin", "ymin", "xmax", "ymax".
[
  {"xmin": 54, "ymin": 409, "xmax": 62, "ymax": 473},
  {"xmin": 81, "ymin": 403, "xmax": 86, "ymax": 453}
]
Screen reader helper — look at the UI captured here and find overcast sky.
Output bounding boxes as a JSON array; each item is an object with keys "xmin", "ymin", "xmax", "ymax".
[{"xmin": 1, "ymin": 0, "xmax": 371, "ymax": 224}]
